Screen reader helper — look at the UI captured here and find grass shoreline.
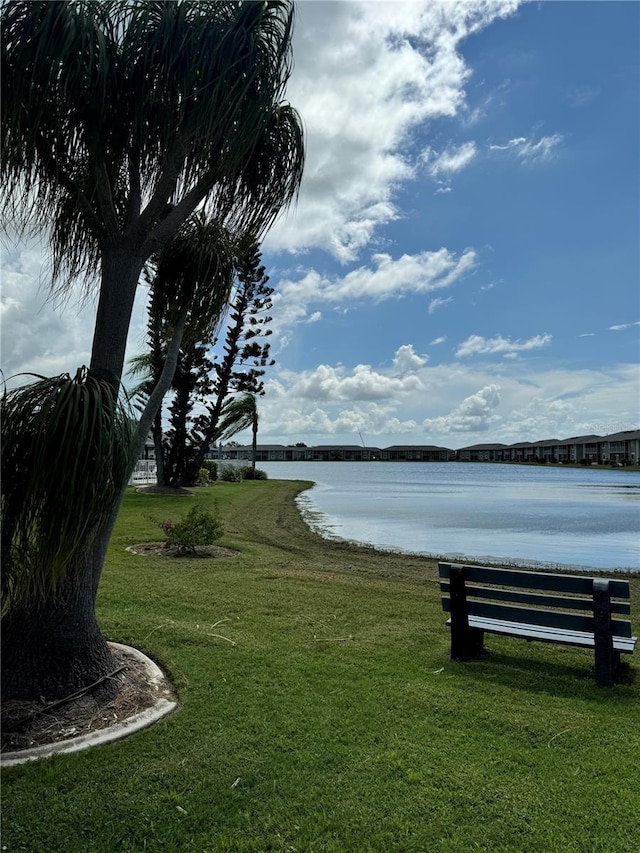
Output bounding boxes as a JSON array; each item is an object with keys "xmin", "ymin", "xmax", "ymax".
[{"xmin": 3, "ymin": 479, "xmax": 639, "ymax": 853}]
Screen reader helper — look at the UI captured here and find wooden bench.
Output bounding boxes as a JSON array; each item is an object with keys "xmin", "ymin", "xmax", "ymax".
[{"xmin": 439, "ymin": 562, "xmax": 636, "ymax": 686}]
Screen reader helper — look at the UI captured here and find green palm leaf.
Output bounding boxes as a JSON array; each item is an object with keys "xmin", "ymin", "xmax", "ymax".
[
  {"xmin": 1, "ymin": 369, "xmax": 136, "ymax": 608},
  {"xmin": 1, "ymin": 1, "xmax": 304, "ymax": 300},
  {"xmin": 217, "ymin": 393, "xmax": 258, "ymax": 440}
]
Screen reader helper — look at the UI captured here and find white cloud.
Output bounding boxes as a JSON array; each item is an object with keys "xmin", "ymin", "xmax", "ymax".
[
  {"xmin": 455, "ymin": 333, "xmax": 552, "ymax": 358},
  {"xmin": 462, "ymin": 78, "xmax": 512, "ymax": 127},
  {"xmin": 253, "ymin": 351, "xmax": 640, "ymax": 448},
  {"xmin": 566, "ymin": 85, "xmax": 601, "ymax": 108},
  {"xmin": 1, "ymin": 2, "xmax": 522, "ymax": 382},
  {"xmin": 265, "ymin": 0, "xmax": 522, "ymax": 260},
  {"xmin": 392, "ymin": 344, "xmax": 428, "ymax": 373},
  {"xmin": 422, "ymin": 383, "xmax": 501, "ymax": 433},
  {"xmin": 287, "ymin": 361, "xmax": 423, "ymax": 403},
  {"xmin": 0, "ymin": 238, "xmax": 149, "ymax": 387},
  {"xmin": 422, "ymin": 141, "xmax": 478, "ymax": 177},
  {"xmin": 271, "ymin": 248, "xmax": 476, "ymax": 345},
  {"xmin": 428, "ymin": 296, "xmax": 453, "ymax": 314},
  {"xmin": 608, "ymin": 321, "xmax": 640, "ymax": 331},
  {"xmin": 430, "ymin": 336, "xmax": 447, "ymax": 346},
  {"xmin": 489, "ymin": 133, "xmax": 563, "ymax": 163}
]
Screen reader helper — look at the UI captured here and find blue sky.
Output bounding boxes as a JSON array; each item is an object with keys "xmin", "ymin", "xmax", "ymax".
[{"xmin": 2, "ymin": 1, "xmax": 639, "ymax": 448}]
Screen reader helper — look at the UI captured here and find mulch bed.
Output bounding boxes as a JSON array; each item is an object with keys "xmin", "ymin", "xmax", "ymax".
[
  {"xmin": 126, "ymin": 542, "xmax": 239, "ymax": 559},
  {"xmin": 1, "ymin": 647, "xmax": 171, "ymax": 754},
  {"xmin": 135, "ymin": 485, "xmax": 194, "ymax": 496}
]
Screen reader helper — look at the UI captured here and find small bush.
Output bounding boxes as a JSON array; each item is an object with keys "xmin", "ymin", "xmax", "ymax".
[
  {"xmin": 194, "ymin": 467, "xmax": 211, "ymax": 486},
  {"xmin": 202, "ymin": 460, "xmax": 218, "ymax": 481},
  {"xmin": 219, "ymin": 464, "xmax": 242, "ymax": 482},
  {"xmin": 240, "ymin": 466, "xmax": 268, "ymax": 480},
  {"xmin": 163, "ymin": 504, "xmax": 224, "ymax": 553}
]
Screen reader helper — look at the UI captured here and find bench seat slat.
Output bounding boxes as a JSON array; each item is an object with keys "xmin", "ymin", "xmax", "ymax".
[
  {"xmin": 439, "ymin": 581, "xmax": 631, "ymax": 615},
  {"xmin": 445, "ymin": 616, "xmax": 637, "ymax": 654},
  {"xmin": 438, "ymin": 562, "xmax": 630, "ymax": 599},
  {"xmin": 442, "ymin": 598, "xmax": 633, "ymax": 638}
]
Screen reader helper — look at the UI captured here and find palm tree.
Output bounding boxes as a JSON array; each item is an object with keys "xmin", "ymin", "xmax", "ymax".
[
  {"xmin": 1, "ymin": 1, "xmax": 304, "ymax": 700},
  {"xmin": 129, "ymin": 213, "xmax": 236, "ymax": 487},
  {"xmin": 217, "ymin": 394, "xmax": 260, "ymax": 470}
]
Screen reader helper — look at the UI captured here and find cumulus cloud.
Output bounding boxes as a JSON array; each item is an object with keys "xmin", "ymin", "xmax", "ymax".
[
  {"xmin": 253, "ymin": 356, "xmax": 639, "ymax": 448},
  {"xmin": 265, "ymin": 0, "xmax": 521, "ymax": 260},
  {"xmin": 271, "ymin": 248, "xmax": 476, "ymax": 345},
  {"xmin": 422, "ymin": 383, "xmax": 501, "ymax": 433},
  {"xmin": 393, "ymin": 344, "xmax": 428, "ymax": 373},
  {"xmin": 455, "ymin": 333, "xmax": 552, "ymax": 358},
  {"xmin": 430, "ymin": 336, "xmax": 447, "ymax": 345},
  {"xmin": 2, "ymin": 1, "xmax": 521, "ymax": 381},
  {"xmin": 0, "ymin": 239, "xmax": 150, "ymax": 386},
  {"xmin": 260, "ymin": 396, "xmax": 421, "ymax": 440},
  {"xmin": 494, "ymin": 396, "xmax": 577, "ymax": 442},
  {"xmin": 489, "ymin": 133, "xmax": 563, "ymax": 163},
  {"xmin": 288, "ymin": 361, "xmax": 423, "ymax": 403}
]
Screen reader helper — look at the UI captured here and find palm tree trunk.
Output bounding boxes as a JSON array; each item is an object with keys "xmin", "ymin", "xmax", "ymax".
[
  {"xmin": 1, "ymin": 526, "xmax": 116, "ymax": 701},
  {"xmin": 90, "ymin": 245, "xmax": 144, "ymax": 383},
  {"xmin": 152, "ymin": 408, "xmax": 166, "ymax": 487},
  {"xmin": 1, "ymin": 248, "xmax": 144, "ymax": 702},
  {"xmin": 252, "ymin": 415, "xmax": 258, "ymax": 470}
]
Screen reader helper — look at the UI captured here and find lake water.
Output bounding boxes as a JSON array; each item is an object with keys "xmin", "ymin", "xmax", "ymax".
[{"xmin": 260, "ymin": 461, "xmax": 640, "ymax": 573}]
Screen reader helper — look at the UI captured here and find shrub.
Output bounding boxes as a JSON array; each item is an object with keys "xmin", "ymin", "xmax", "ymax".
[
  {"xmin": 240, "ymin": 466, "xmax": 268, "ymax": 480},
  {"xmin": 202, "ymin": 460, "xmax": 218, "ymax": 481},
  {"xmin": 219, "ymin": 463, "xmax": 242, "ymax": 482},
  {"xmin": 163, "ymin": 504, "xmax": 224, "ymax": 553},
  {"xmin": 194, "ymin": 467, "xmax": 211, "ymax": 486}
]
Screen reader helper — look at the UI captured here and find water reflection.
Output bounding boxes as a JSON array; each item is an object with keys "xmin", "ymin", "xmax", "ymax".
[{"xmin": 261, "ymin": 461, "xmax": 640, "ymax": 573}]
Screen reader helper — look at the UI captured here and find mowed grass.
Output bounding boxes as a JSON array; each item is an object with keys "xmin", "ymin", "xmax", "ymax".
[{"xmin": 3, "ymin": 480, "xmax": 640, "ymax": 853}]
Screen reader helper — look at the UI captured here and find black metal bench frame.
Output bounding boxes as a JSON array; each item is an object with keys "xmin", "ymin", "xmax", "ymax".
[{"xmin": 439, "ymin": 562, "xmax": 636, "ymax": 687}]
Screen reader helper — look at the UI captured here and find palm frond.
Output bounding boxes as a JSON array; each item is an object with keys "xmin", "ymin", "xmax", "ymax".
[
  {"xmin": 216, "ymin": 393, "xmax": 258, "ymax": 441},
  {"xmin": 1, "ymin": 0, "xmax": 303, "ymax": 298},
  {"xmin": 1, "ymin": 369, "xmax": 136, "ymax": 608},
  {"xmin": 212, "ymin": 102, "xmax": 306, "ymax": 240},
  {"xmin": 1, "ymin": 1, "xmax": 121, "ymax": 290},
  {"xmin": 150, "ymin": 212, "xmax": 236, "ymax": 346}
]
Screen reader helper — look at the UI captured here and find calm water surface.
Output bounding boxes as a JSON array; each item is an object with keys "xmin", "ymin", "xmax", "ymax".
[{"xmin": 260, "ymin": 462, "xmax": 640, "ymax": 573}]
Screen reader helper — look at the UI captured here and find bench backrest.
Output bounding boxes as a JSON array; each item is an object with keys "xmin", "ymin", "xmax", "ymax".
[{"xmin": 438, "ymin": 562, "xmax": 633, "ymax": 639}]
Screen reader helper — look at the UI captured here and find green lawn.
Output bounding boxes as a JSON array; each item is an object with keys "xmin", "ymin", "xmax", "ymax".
[{"xmin": 3, "ymin": 481, "xmax": 639, "ymax": 853}]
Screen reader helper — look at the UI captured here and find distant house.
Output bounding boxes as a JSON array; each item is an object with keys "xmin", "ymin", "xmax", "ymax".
[
  {"xmin": 457, "ymin": 430, "xmax": 640, "ymax": 465},
  {"xmin": 381, "ymin": 445, "xmax": 452, "ymax": 462},
  {"xmin": 128, "ymin": 433, "xmax": 157, "ymax": 485},
  {"xmin": 456, "ymin": 443, "xmax": 509, "ymax": 462},
  {"xmin": 213, "ymin": 430, "xmax": 639, "ymax": 468}
]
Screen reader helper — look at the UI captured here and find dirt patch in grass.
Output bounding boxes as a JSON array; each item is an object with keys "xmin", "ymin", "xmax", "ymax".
[
  {"xmin": 126, "ymin": 542, "xmax": 239, "ymax": 559},
  {"xmin": 1, "ymin": 645, "xmax": 174, "ymax": 754}
]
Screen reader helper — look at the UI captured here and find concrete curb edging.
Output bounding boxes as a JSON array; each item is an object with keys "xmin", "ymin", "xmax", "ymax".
[{"xmin": 1, "ymin": 642, "xmax": 178, "ymax": 767}]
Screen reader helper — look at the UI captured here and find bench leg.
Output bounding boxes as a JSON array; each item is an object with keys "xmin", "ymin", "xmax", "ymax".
[
  {"xmin": 451, "ymin": 626, "xmax": 485, "ymax": 661},
  {"xmin": 449, "ymin": 566, "xmax": 486, "ymax": 660},
  {"xmin": 593, "ymin": 579, "xmax": 615, "ymax": 687}
]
